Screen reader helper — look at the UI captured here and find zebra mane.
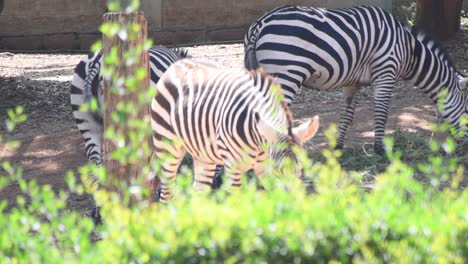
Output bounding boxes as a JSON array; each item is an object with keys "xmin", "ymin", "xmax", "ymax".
[
  {"xmin": 409, "ymin": 26, "xmax": 463, "ymax": 76},
  {"xmin": 251, "ymin": 68, "xmax": 296, "ymax": 141},
  {"xmin": 282, "ymin": 100, "xmax": 296, "ymax": 142}
]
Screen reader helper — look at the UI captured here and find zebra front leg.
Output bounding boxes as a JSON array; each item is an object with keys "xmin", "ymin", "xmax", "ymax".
[
  {"xmin": 373, "ymin": 80, "xmax": 395, "ymax": 155},
  {"xmin": 224, "ymin": 160, "xmax": 249, "ymax": 189},
  {"xmin": 336, "ymin": 86, "xmax": 360, "ymax": 149},
  {"xmin": 253, "ymin": 151, "xmax": 268, "ymax": 179},
  {"xmin": 193, "ymin": 159, "xmax": 218, "ymax": 192},
  {"xmin": 251, "ymin": 151, "xmax": 269, "ymax": 191},
  {"xmin": 211, "ymin": 165, "xmax": 224, "ymax": 189}
]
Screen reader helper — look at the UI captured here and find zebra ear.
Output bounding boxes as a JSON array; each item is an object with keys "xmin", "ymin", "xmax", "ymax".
[
  {"xmin": 292, "ymin": 115, "xmax": 320, "ymax": 145},
  {"xmin": 460, "ymin": 77, "xmax": 468, "ymax": 90},
  {"xmin": 255, "ymin": 112, "xmax": 279, "ymax": 142}
]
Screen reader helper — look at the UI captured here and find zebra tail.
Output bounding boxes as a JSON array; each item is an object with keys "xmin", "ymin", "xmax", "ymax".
[
  {"xmin": 172, "ymin": 47, "xmax": 190, "ymax": 59},
  {"xmin": 244, "ymin": 23, "xmax": 261, "ymax": 70},
  {"xmin": 83, "ymin": 51, "xmax": 103, "ymax": 103},
  {"xmin": 70, "ymin": 53, "xmax": 104, "ymax": 166}
]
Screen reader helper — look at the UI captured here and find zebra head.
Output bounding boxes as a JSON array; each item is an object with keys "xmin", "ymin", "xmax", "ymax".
[
  {"xmin": 437, "ymin": 75, "xmax": 468, "ymax": 144},
  {"xmin": 257, "ymin": 115, "xmax": 320, "ymax": 178}
]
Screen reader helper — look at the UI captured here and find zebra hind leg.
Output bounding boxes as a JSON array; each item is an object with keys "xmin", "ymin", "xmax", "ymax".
[
  {"xmin": 373, "ymin": 80, "xmax": 395, "ymax": 156},
  {"xmin": 336, "ymin": 86, "xmax": 361, "ymax": 150},
  {"xmin": 83, "ymin": 153, "xmax": 102, "ymax": 225}
]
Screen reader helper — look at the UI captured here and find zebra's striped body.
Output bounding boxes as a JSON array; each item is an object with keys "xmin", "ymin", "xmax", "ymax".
[
  {"xmin": 151, "ymin": 59, "xmax": 319, "ymax": 201},
  {"xmin": 70, "ymin": 45, "xmax": 188, "ymax": 165},
  {"xmin": 244, "ymin": 5, "xmax": 468, "ymax": 154}
]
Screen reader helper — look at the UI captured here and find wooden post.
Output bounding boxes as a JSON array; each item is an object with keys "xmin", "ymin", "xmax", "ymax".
[
  {"xmin": 415, "ymin": 0, "xmax": 463, "ymax": 41},
  {"xmin": 102, "ymin": 12, "xmax": 150, "ymax": 194}
]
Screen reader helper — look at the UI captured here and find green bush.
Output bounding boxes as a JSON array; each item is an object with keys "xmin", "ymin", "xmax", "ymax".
[
  {"xmin": 87, "ymin": 130, "xmax": 466, "ymax": 263},
  {"xmin": 2, "ymin": 121, "xmax": 467, "ymax": 263}
]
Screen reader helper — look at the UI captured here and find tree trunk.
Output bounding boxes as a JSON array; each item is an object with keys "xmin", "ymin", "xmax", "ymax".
[
  {"xmin": 415, "ymin": 0, "xmax": 463, "ymax": 41},
  {"xmin": 102, "ymin": 12, "xmax": 152, "ymax": 200}
]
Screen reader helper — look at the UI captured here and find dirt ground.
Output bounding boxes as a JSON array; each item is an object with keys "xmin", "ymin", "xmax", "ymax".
[{"xmin": 1, "ymin": 26, "xmax": 467, "ymax": 214}]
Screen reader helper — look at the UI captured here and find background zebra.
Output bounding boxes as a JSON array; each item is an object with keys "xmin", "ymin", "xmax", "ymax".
[
  {"xmin": 244, "ymin": 5, "xmax": 468, "ymax": 154},
  {"xmin": 70, "ymin": 45, "xmax": 188, "ymax": 167},
  {"xmin": 70, "ymin": 45, "xmax": 190, "ymax": 222},
  {"xmin": 151, "ymin": 59, "xmax": 320, "ymax": 202}
]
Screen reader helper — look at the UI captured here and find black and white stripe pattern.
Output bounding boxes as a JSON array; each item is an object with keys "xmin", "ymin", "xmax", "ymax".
[
  {"xmin": 151, "ymin": 59, "xmax": 320, "ymax": 201},
  {"xmin": 70, "ymin": 45, "xmax": 189, "ymax": 166},
  {"xmin": 244, "ymin": 5, "xmax": 468, "ymax": 154}
]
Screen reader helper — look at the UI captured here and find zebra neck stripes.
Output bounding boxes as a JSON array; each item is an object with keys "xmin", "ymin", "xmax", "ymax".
[{"xmin": 403, "ymin": 28, "xmax": 468, "ymax": 135}]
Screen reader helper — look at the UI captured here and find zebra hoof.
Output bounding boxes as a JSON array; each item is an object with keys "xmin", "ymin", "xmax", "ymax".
[
  {"xmin": 155, "ymin": 185, "xmax": 162, "ymax": 202},
  {"xmin": 374, "ymin": 145, "xmax": 385, "ymax": 156},
  {"xmin": 90, "ymin": 206, "xmax": 103, "ymax": 225},
  {"xmin": 335, "ymin": 143, "xmax": 344, "ymax": 150},
  {"xmin": 211, "ymin": 165, "xmax": 224, "ymax": 189}
]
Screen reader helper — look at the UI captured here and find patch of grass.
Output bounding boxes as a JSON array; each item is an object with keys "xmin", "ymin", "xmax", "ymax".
[
  {"xmin": 310, "ymin": 131, "xmax": 430, "ymax": 170},
  {"xmin": 309, "ymin": 130, "xmax": 467, "ymax": 188},
  {"xmin": 454, "ymin": 140, "xmax": 468, "ymax": 169}
]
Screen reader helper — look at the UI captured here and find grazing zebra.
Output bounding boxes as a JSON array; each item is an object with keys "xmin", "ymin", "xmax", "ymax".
[
  {"xmin": 244, "ymin": 5, "xmax": 468, "ymax": 154},
  {"xmin": 150, "ymin": 59, "xmax": 320, "ymax": 202},
  {"xmin": 70, "ymin": 45, "xmax": 189, "ymax": 166}
]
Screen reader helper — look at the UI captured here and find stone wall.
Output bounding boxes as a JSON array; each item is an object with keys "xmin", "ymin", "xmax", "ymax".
[
  {"xmin": 150, "ymin": 0, "xmax": 328, "ymax": 45},
  {"xmin": 0, "ymin": 0, "xmax": 107, "ymax": 50},
  {"xmin": 0, "ymin": 0, "xmax": 394, "ymax": 51}
]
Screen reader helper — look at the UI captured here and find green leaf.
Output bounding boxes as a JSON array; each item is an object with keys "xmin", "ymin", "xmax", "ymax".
[
  {"xmin": 107, "ymin": 1, "xmax": 121, "ymax": 12},
  {"xmin": 65, "ymin": 171, "xmax": 77, "ymax": 191},
  {"xmin": 135, "ymin": 68, "xmax": 147, "ymax": 81},
  {"xmin": 91, "ymin": 41, "xmax": 103, "ymax": 53},
  {"xmin": 6, "ymin": 140, "xmax": 21, "ymax": 149}
]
